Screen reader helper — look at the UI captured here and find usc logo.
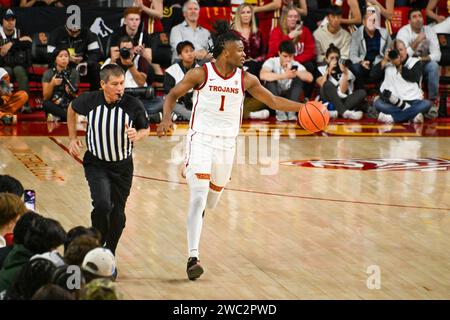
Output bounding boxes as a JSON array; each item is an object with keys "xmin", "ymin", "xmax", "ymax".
[{"xmin": 163, "ymin": 6, "xmax": 172, "ymax": 18}]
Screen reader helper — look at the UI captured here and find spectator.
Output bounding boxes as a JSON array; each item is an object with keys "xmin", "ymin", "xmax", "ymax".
[
  {"xmin": 0, "ymin": 216, "xmax": 66, "ymax": 295},
  {"xmin": 313, "ymin": 6, "xmax": 351, "ymax": 63},
  {"xmin": 42, "ymin": 48, "xmax": 79, "ymax": 122},
  {"xmin": 32, "ymin": 284, "xmax": 75, "ymax": 300},
  {"xmin": 396, "ymin": 8, "xmax": 441, "ymax": 119},
  {"xmin": 110, "ymin": 7, "xmax": 160, "ymax": 82},
  {"xmin": 350, "ymin": 11, "xmax": 392, "ymax": 87},
  {"xmin": 0, "ymin": 174, "xmax": 24, "ymax": 196},
  {"xmin": 0, "ymin": 9, "xmax": 31, "ymax": 106},
  {"xmin": 64, "ymin": 234, "xmax": 100, "ymax": 266},
  {"xmin": 51, "ymin": 264, "xmax": 85, "ymax": 298},
  {"xmin": 252, "ymin": 0, "xmax": 283, "ymax": 49},
  {"xmin": 47, "ymin": 17, "xmax": 101, "ymax": 90},
  {"xmin": 260, "ymin": 40, "xmax": 313, "ymax": 121},
  {"xmin": 5, "ymin": 257, "xmax": 57, "ymax": 300},
  {"xmin": 231, "ymin": 4, "xmax": 266, "ymax": 76},
  {"xmin": 372, "ymin": 39, "xmax": 431, "ymax": 124},
  {"xmin": 103, "ymin": 35, "xmax": 163, "ymax": 123},
  {"xmin": 81, "ymin": 248, "xmax": 116, "ymax": 284},
  {"xmin": 0, "ymin": 193, "xmax": 27, "ymax": 249},
  {"xmin": 316, "ymin": 43, "xmax": 367, "ymax": 120},
  {"xmin": 169, "ymin": 0, "xmax": 212, "ymax": 63},
  {"xmin": 133, "ymin": 0, "xmax": 164, "ymax": 33},
  {"xmin": 79, "ymin": 278, "xmax": 122, "ymax": 300},
  {"xmin": 64, "ymin": 225, "xmax": 100, "ymax": 252},
  {"xmin": 164, "ymin": 41, "xmax": 198, "ymax": 121},
  {"xmin": 0, "ymin": 67, "xmax": 28, "ymax": 124},
  {"xmin": 268, "ymin": 5, "xmax": 316, "ymax": 97},
  {"xmin": 0, "ymin": 211, "xmax": 41, "ymax": 270},
  {"xmin": 426, "ymin": 0, "xmax": 450, "ymax": 34}
]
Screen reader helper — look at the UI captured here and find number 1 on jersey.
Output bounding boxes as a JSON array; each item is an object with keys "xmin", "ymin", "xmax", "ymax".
[{"xmin": 219, "ymin": 95, "xmax": 225, "ymax": 112}]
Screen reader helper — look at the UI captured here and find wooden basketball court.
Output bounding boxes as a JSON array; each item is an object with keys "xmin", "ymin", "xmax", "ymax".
[{"xmin": 1, "ymin": 120, "xmax": 449, "ymax": 299}]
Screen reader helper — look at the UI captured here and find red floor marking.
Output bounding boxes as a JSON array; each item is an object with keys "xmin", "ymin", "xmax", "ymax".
[{"xmin": 50, "ymin": 137, "xmax": 450, "ymax": 212}]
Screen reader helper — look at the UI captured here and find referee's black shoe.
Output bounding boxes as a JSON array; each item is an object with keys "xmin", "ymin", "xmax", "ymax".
[{"xmin": 187, "ymin": 257, "xmax": 204, "ymax": 280}]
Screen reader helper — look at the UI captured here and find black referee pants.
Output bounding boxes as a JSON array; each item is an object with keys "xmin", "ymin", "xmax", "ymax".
[{"xmin": 83, "ymin": 151, "xmax": 133, "ymax": 255}]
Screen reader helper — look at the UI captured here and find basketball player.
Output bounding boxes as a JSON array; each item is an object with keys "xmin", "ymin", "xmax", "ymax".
[{"xmin": 157, "ymin": 32, "xmax": 306, "ymax": 281}]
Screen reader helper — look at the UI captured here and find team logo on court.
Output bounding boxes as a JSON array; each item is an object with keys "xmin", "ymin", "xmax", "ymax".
[{"xmin": 280, "ymin": 158, "xmax": 450, "ymax": 171}]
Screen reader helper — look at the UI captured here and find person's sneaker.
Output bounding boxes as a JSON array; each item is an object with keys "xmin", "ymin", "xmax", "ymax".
[
  {"xmin": 328, "ymin": 110, "xmax": 338, "ymax": 119},
  {"xmin": 0, "ymin": 115, "xmax": 17, "ymax": 125},
  {"xmin": 343, "ymin": 110, "xmax": 363, "ymax": 120},
  {"xmin": 275, "ymin": 111, "xmax": 288, "ymax": 121},
  {"xmin": 171, "ymin": 112, "xmax": 178, "ymax": 122},
  {"xmin": 377, "ymin": 112, "xmax": 394, "ymax": 123},
  {"xmin": 287, "ymin": 111, "xmax": 297, "ymax": 121},
  {"xmin": 47, "ymin": 114, "xmax": 60, "ymax": 122},
  {"xmin": 413, "ymin": 112, "xmax": 424, "ymax": 123},
  {"xmin": 249, "ymin": 109, "xmax": 270, "ymax": 120},
  {"xmin": 425, "ymin": 102, "xmax": 439, "ymax": 120},
  {"xmin": 186, "ymin": 257, "xmax": 204, "ymax": 281}
]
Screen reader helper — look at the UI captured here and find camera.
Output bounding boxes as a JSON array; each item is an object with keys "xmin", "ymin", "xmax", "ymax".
[
  {"xmin": 55, "ymin": 69, "xmax": 78, "ymax": 94},
  {"xmin": 388, "ymin": 49, "xmax": 399, "ymax": 60},
  {"xmin": 124, "ymin": 87, "xmax": 154, "ymax": 100},
  {"xmin": 120, "ymin": 47, "xmax": 131, "ymax": 59}
]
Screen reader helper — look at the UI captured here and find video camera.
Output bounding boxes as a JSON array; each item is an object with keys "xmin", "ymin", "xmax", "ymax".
[
  {"xmin": 124, "ymin": 87, "xmax": 154, "ymax": 100},
  {"xmin": 55, "ymin": 69, "xmax": 78, "ymax": 94}
]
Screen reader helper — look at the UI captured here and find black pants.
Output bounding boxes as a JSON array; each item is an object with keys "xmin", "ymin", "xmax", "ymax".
[
  {"xmin": 42, "ymin": 100, "xmax": 68, "ymax": 120},
  {"xmin": 83, "ymin": 151, "xmax": 133, "ymax": 255},
  {"xmin": 320, "ymin": 80, "xmax": 367, "ymax": 116}
]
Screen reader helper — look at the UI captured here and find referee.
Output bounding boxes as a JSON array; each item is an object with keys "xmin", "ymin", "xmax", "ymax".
[{"xmin": 67, "ymin": 64, "xmax": 149, "ymax": 258}]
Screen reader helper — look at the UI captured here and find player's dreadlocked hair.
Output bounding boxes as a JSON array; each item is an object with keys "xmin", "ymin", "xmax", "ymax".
[{"xmin": 209, "ymin": 23, "xmax": 241, "ymax": 59}]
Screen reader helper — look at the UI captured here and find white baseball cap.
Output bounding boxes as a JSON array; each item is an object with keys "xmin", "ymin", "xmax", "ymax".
[{"xmin": 82, "ymin": 248, "xmax": 116, "ymax": 278}]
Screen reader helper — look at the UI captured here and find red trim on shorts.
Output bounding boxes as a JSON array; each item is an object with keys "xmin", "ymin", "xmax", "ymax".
[
  {"xmin": 197, "ymin": 64, "xmax": 208, "ymax": 90},
  {"xmin": 211, "ymin": 62, "xmax": 237, "ymax": 80},
  {"xmin": 209, "ymin": 181, "xmax": 224, "ymax": 192}
]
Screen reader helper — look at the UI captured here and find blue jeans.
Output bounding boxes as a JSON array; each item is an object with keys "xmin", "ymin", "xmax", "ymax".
[
  {"xmin": 423, "ymin": 60, "xmax": 439, "ymax": 101},
  {"xmin": 142, "ymin": 96, "xmax": 164, "ymax": 115},
  {"xmin": 374, "ymin": 99, "xmax": 431, "ymax": 122}
]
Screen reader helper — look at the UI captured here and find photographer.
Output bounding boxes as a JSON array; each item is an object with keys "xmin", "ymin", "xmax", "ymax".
[
  {"xmin": 260, "ymin": 40, "xmax": 313, "ymax": 121},
  {"xmin": 42, "ymin": 48, "xmax": 79, "ymax": 121},
  {"xmin": 372, "ymin": 39, "xmax": 431, "ymax": 124},
  {"xmin": 103, "ymin": 36, "xmax": 163, "ymax": 123},
  {"xmin": 316, "ymin": 43, "xmax": 367, "ymax": 120}
]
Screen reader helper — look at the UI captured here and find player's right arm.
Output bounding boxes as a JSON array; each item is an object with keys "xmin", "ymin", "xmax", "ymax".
[{"xmin": 157, "ymin": 67, "xmax": 206, "ymax": 137}]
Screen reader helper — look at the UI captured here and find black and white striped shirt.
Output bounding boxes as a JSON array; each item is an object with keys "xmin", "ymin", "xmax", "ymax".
[{"xmin": 72, "ymin": 91, "xmax": 148, "ymax": 162}]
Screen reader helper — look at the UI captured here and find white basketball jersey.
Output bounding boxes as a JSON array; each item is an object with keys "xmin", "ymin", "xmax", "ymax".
[{"xmin": 189, "ymin": 62, "xmax": 245, "ymax": 137}]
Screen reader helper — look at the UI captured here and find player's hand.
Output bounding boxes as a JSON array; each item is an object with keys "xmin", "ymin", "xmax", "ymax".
[
  {"xmin": 125, "ymin": 123, "xmax": 139, "ymax": 142},
  {"xmin": 157, "ymin": 119, "xmax": 174, "ymax": 137},
  {"xmin": 69, "ymin": 138, "xmax": 82, "ymax": 157}
]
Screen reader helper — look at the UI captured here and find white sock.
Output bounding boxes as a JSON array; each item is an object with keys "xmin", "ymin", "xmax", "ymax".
[{"xmin": 186, "ymin": 175, "xmax": 209, "ymax": 258}]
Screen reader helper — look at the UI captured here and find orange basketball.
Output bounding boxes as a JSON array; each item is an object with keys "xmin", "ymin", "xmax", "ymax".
[{"xmin": 298, "ymin": 101, "xmax": 330, "ymax": 133}]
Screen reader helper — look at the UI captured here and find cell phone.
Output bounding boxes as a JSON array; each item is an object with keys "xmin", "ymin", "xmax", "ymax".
[
  {"xmin": 24, "ymin": 189, "xmax": 36, "ymax": 211},
  {"xmin": 291, "ymin": 65, "xmax": 299, "ymax": 71}
]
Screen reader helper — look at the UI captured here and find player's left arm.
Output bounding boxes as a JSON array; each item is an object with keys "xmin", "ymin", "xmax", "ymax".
[{"xmin": 244, "ymin": 72, "xmax": 304, "ymax": 112}]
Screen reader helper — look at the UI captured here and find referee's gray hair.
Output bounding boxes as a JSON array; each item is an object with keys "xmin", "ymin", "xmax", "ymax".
[
  {"xmin": 100, "ymin": 64, "xmax": 125, "ymax": 83},
  {"xmin": 182, "ymin": 0, "xmax": 199, "ymax": 13}
]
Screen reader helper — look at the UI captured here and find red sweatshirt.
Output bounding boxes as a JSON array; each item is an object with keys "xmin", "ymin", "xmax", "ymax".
[{"xmin": 267, "ymin": 26, "xmax": 316, "ymax": 64}]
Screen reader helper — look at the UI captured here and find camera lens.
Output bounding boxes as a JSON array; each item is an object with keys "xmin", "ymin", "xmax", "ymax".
[{"xmin": 388, "ymin": 49, "xmax": 399, "ymax": 60}]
